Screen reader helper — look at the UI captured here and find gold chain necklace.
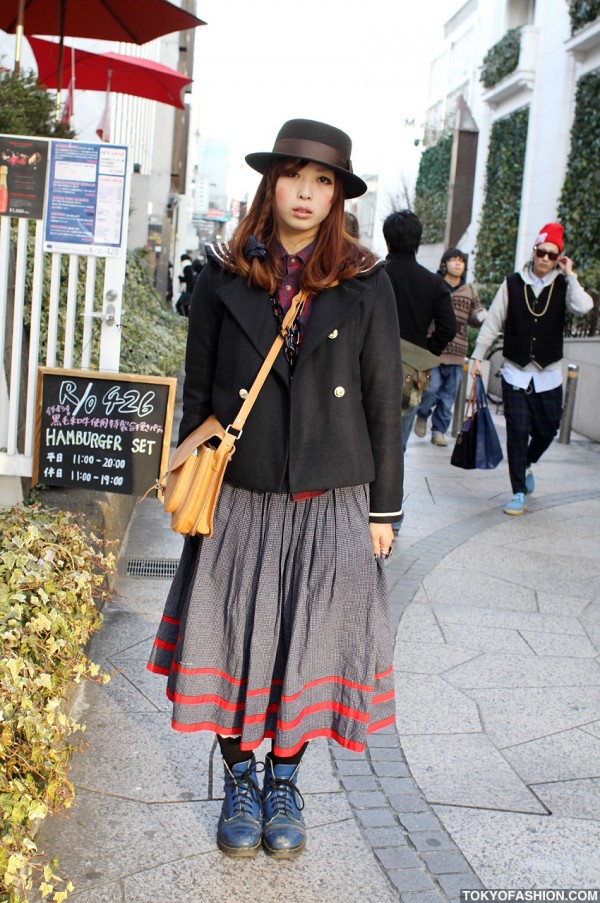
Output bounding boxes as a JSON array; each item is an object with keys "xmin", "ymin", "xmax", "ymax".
[{"xmin": 524, "ymin": 280, "xmax": 555, "ymax": 318}]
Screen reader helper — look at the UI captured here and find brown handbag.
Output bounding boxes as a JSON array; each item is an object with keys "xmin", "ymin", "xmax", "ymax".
[{"xmin": 153, "ymin": 291, "xmax": 307, "ymax": 537}]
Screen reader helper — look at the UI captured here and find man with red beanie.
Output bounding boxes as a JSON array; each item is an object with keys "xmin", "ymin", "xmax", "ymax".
[{"xmin": 471, "ymin": 223, "xmax": 593, "ymax": 515}]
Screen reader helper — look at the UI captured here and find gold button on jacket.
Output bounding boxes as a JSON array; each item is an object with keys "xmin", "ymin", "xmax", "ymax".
[
  {"xmin": 333, "ymin": 386, "xmax": 345, "ymax": 398},
  {"xmin": 328, "ymin": 329, "xmax": 339, "ymax": 339},
  {"xmin": 238, "ymin": 388, "xmax": 248, "ymax": 399}
]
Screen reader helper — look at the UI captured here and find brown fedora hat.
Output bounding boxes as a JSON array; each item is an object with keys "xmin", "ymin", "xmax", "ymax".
[{"xmin": 245, "ymin": 119, "xmax": 368, "ymax": 199}]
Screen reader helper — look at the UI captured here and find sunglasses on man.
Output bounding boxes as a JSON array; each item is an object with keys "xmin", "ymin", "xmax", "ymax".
[{"xmin": 534, "ymin": 248, "xmax": 560, "ymax": 261}]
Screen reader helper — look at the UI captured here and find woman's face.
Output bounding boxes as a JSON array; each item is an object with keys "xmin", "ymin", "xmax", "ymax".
[{"xmin": 274, "ymin": 161, "xmax": 336, "ymax": 248}]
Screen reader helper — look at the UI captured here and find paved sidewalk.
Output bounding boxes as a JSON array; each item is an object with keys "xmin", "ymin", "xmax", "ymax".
[{"xmin": 37, "ymin": 416, "xmax": 600, "ymax": 902}]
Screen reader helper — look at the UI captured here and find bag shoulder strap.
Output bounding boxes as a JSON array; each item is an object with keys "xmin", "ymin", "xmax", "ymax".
[{"xmin": 229, "ymin": 290, "xmax": 307, "ymax": 434}]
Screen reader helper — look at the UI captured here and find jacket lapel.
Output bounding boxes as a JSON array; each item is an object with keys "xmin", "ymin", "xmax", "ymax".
[
  {"xmin": 216, "ymin": 280, "xmax": 290, "ymax": 384},
  {"xmin": 216, "ymin": 273, "xmax": 372, "ymax": 382},
  {"xmin": 294, "ymin": 279, "xmax": 368, "ymax": 370}
]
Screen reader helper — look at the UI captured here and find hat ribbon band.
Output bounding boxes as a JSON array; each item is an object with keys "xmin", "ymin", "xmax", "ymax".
[{"xmin": 273, "ymin": 138, "xmax": 352, "ymax": 173}]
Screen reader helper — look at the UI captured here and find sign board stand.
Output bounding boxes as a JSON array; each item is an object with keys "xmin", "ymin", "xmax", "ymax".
[{"xmin": 33, "ymin": 368, "xmax": 176, "ymax": 497}]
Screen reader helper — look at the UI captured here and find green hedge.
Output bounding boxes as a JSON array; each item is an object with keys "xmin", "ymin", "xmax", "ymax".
[
  {"xmin": 413, "ymin": 134, "xmax": 453, "ymax": 244},
  {"xmin": 480, "ymin": 28, "xmax": 521, "ymax": 89},
  {"xmin": 0, "ymin": 506, "xmax": 113, "ymax": 901},
  {"xmin": 558, "ymin": 70, "xmax": 600, "ymax": 335},
  {"xmin": 119, "ymin": 251, "xmax": 187, "ymax": 376},
  {"xmin": 25, "ymin": 248, "xmax": 187, "ymax": 377},
  {"xmin": 569, "ymin": 0, "xmax": 600, "ymax": 34},
  {"xmin": 474, "ymin": 107, "xmax": 529, "ymax": 283}
]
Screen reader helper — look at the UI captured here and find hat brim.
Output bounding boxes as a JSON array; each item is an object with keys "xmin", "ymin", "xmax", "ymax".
[{"xmin": 245, "ymin": 151, "xmax": 368, "ymax": 199}]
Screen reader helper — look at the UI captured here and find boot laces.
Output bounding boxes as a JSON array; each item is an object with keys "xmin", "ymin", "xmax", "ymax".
[
  {"xmin": 271, "ymin": 776, "xmax": 305, "ymax": 816},
  {"xmin": 229, "ymin": 762, "xmax": 262, "ymax": 815}
]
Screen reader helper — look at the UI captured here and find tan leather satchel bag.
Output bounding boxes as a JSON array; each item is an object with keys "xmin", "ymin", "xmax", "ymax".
[{"xmin": 152, "ymin": 291, "xmax": 307, "ymax": 537}]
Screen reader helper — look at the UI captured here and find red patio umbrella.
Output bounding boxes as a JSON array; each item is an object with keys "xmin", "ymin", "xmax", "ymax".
[
  {"xmin": 1, "ymin": 0, "xmax": 205, "ymax": 95},
  {"xmin": 29, "ymin": 37, "xmax": 193, "ymax": 110},
  {"xmin": 1, "ymin": 0, "xmax": 206, "ymax": 44}
]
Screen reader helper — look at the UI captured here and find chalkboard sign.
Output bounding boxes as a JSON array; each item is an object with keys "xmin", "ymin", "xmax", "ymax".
[{"xmin": 33, "ymin": 368, "xmax": 177, "ymax": 496}]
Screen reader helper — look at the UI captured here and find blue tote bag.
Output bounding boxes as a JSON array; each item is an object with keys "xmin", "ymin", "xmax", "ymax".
[{"xmin": 451, "ymin": 375, "xmax": 503, "ymax": 470}]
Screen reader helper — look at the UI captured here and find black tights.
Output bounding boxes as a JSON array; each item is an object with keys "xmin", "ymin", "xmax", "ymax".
[{"xmin": 218, "ymin": 736, "xmax": 308, "ymax": 768}]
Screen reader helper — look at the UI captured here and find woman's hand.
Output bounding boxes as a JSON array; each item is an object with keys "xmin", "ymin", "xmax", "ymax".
[
  {"xmin": 471, "ymin": 358, "xmax": 483, "ymax": 377},
  {"xmin": 370, "ymin": 523, "xmax": 394, "ymax": 559}
]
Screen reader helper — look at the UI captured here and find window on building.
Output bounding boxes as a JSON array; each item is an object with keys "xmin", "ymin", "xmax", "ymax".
[{"xmin": 506, "ymin": 0, "xmax": 535, "ymax": 29}]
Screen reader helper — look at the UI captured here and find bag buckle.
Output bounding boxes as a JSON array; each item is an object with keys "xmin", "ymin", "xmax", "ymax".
[{"xmin": 226, "ymin": 423, "xmax": 243, "ymax": 439}]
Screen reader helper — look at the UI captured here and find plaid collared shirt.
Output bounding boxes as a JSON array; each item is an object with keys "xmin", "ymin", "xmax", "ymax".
[
  {"xmin": 272, "ymin": 239, "xmax": 323, "ymax": 500},
  {"xmin": 272, "ymin": 238, "xmax": 316, "ymax": 344}
]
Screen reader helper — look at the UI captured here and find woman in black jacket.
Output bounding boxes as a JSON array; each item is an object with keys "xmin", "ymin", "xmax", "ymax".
[{"xmin": 148, "ymin": 119, "xmax": 404, "ymax": 860}]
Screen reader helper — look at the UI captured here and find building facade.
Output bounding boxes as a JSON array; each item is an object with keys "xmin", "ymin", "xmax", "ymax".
[{"xmin": 423, "ymin": 0, "xmax": 600, "ymax": 270}]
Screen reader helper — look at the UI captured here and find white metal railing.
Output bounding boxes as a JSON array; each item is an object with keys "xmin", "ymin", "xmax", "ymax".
[{"xmin": 0, "ymin": 216, "xmax": 127, "ymax": 481}]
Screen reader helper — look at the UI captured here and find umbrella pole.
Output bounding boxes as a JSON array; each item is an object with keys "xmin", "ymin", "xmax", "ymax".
[
  {"xmin": 14, "ymin": 0, "xmax": 25, "ymax": 74},
  {"xmin": 55, "ymin": 0, "xmax": 67, "ymax": 121}
]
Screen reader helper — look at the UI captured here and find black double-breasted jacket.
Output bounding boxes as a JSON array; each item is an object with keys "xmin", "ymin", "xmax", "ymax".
[{"xmin": 178, "ymin": 253, "xmax": 404, "ymax": 522}]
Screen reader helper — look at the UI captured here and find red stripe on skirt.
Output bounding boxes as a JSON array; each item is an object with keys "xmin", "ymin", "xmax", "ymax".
[
  {"xmin": 375, "ymin": 665, "xmax": 393, "ymax": 680},
  {"xmin": 166, "ymin": 686, "xmax": 376, "ymax": 729},
  {"xmin": 170, "ymin": 721, "xmax": 392, "ymax": 757},
  {"xmin": 167, "ymin": 688, "xmax": 245, "ymax": 711},
  {"xmin": 147, "ymin": 662, "xmax": 170, "ymax": 676},
  {"xmin": 161, "ymin": 663, "xmax": 386, "ymax": 697},
  {"xmin": 153, "ymin": 638, "xmax": 176, "ymax": 652}
]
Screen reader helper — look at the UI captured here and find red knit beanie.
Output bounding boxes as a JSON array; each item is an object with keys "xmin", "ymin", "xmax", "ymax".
[{"xmin": 534, "ymin": 222, "xmax": 564, "ymax": 252}]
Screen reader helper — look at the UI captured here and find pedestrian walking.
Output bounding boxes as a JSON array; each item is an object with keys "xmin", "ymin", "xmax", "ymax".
[
  {"xmin": 471, "ymin": 222, "xmax": 593, "ymax": 515},
  {"xmin": 176, "ymin": 253, "xmax": 195, "ymax": 316},
  {"xmin": 415, "ymin": 247, "xmax": 486, "ymax": 446},
  {"xmin": 148, "ymin": 119, "xmax": 404, "ymax": 859},
  {"xmin": 383, "ymin": 211, "xmax": 457, "ymax": 453}
]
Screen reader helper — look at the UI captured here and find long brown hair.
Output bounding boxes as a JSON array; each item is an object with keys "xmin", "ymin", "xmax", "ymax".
[{"xmin": 228, "ymin": 158, "xmax": 377, "ymax": 294}]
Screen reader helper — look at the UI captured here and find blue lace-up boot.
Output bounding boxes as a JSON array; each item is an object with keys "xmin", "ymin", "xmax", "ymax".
[
  {"xmin": 217, "ymin": 758, "xmax": 262, "ymax": 857},
  {"xmin": 262, "ymin": 755, "xmax": 306, "ymax": 858}
]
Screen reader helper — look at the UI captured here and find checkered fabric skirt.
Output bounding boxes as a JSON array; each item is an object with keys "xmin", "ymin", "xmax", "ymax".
[{"xmin": 148, "ymin": 482, "xmax": 395, "ymax": 756}]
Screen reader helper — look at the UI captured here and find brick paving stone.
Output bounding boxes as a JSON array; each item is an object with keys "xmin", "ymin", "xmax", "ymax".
[
  {"xmin": 335, "ymin": 758, "xmax": 373, "ymax": 775},
  {"xmin": 364, "ymin": 826, "xmax": 409, "ymax": 847},
  {"xmin": 437, "ymin": 873, "xmax": 484, "ymax": 896},
  {"xmin": 375, "ymin": 846, "xmax": 424, "ymax": 870},
  {"xmin": 400, "ymin": 893, "xmax": 448, "ymax": 903},
  {"xmin": 410, "ymin": 832, "xmax": 459, "ymax": 852},
  {"xmin": 371, "ymin": 758, "xmax": 412, "ymax": 776},
  {"xmin": 387, "ymin": 868, "xmax": 439, "ymax": 893},
  {"xmin": 340, "ymin": 774, "xmax": 379, "ymax": 792},
  {"xmin": 329, "ymin": 745, "xmax": 363, "ymax": 760},
  {"xmin": 380, "ymin": 776, "xmax": 418, "ymax": 794},
  {"xmin": 347, "ymin": 790, "xmax": 386, "ymax": 809},
  {"xmin": 366, "ymin": 733, "xmax": 400, "ymax": 748},
  {"xmin": 355, "ymin": 807, "xmax": 398, "ymax": 828},
  {"xmin": 387, "ymin": 793, "xmax": 431, "ymax": 812},
  {"xmin": 347, "ymin": 790, "xmax": 388, "ymax": 808},
  {"xmin": 399, "ymin": 812, "xmax": 443, "ymax": 833},
  {"xmin": 422, "ymin": 851, "xmax": 473, "ymax": 875}
]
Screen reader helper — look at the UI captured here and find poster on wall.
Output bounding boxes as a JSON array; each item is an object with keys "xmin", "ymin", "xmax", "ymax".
[
  {"xmin": 44, "ymin": 141, "xmax": 128, "ymax": 256},
  {"xmin": 0, "ymin": 135, "xmax": 49, "ymax": 220}
]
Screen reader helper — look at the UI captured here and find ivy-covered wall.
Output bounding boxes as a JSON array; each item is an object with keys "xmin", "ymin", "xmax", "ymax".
[
  {"xmin": 413, "ymin": 134, "xmax": 453, "ymax": 244},
  {"xmin": 569, "ymin": 0, "xmax": 600, "ymax": 34},
  {"xmin": 474, "ymin": 106, "xmax": 530, "ymax": 284},
  {"xmin": 480, "ymin": 28, "xmax": 521, "ymax": 89},
  {"xmin": 558, "ymin": 69, "xmax": 600, "ymax": 335}
]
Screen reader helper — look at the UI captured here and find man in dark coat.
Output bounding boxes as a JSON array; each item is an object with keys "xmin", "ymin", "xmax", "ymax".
[{"xmin": 383, "ymin": 210, "xmax": 457, "ymax": 450}]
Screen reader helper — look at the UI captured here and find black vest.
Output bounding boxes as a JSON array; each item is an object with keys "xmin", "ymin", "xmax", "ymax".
[{"xmin": 503, "ymin": 273, "xmax": 566, "ymax": 368}]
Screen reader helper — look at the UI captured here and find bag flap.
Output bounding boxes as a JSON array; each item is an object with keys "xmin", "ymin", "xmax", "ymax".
[
  {"xmin": 401, "ymin": 339, "xmax": 440, "ymax": 372},
  {"xmin": 167, "ymin": 414, "xmax": 226, "ymax": 472}
]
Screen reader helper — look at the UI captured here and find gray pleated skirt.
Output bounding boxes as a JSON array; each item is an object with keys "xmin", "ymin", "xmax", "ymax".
[{"xmin": 148, "ymin": 482, "xmax": 395, "ymax": 755}]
